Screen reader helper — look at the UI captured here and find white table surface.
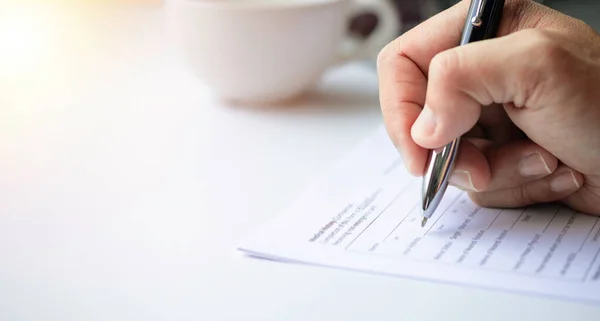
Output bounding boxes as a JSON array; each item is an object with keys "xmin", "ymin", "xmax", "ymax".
[{"xmin": 0, "ymin": 3, "xmax": 599, "ymax": 321}]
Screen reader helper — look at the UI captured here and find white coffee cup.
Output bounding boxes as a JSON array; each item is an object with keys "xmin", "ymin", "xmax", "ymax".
[{"xmin": 167, "ymin": 0, "xmax": 401, "ymax": 104}]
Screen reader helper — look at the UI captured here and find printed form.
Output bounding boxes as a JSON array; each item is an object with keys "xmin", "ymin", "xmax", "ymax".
[{"xmin": 239, "ymin": 126, "xmax": 600, "ymax": 304}]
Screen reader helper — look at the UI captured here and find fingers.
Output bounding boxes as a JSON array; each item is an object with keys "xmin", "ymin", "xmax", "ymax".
[
  {"xmin": 468, "ymin": 165, "xmax": 584, "ymax": 209},
  {"xmin": 441, "ymin": 137, "xmax": 583, "ymax": 209},
  {"xmin": 459, "ymin": 135, "xmax": 582, "ymax": 210},
  {"xmin": 482, "ymin": 140, "xmax": 559, "ymax": 191},
  {"xmin": 562, "ymin": 182, "xmax": 600, "ymax": 216},
  {"xmin": 410, "ymin": 32, "xmax": 516, "ymax": 149},
  {"xmin": 446, "ymin": 139, "xmax": 491, "ymax": 191},
  {"xmin": 447, "ymin": 139, "xmax": 559, "ymax": 193},
  {"xmin": 379, "ymin": 0, "xmax": 548, "ymax": 75},
  {"xmin": 377, "ymin": 1, "xmax": 469, "ymax": 175},
  {"xmin": 378, "ymin": 57, "xmax": 428, "ymax": 175},
  {"xmin": 411, "ymin": 28, "xmax": 588, "ymax": 149},
  {"xmin": 377, "ymin": 0, "xmax": 595, "ymax": 212},
  {"xmin": 378, "ymin": 0, "xmax": 551, "ymax": 174},
  {"xmin": 379, "ymin": 0, "xmax": 470, "ymax": 74}
]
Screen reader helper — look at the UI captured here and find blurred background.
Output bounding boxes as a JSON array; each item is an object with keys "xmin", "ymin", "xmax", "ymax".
[
  {"xmin": 0, "ymin": 0, "xmax": 597, "ymax": 105},
  {"xmin": 344, "ymin": 0, "xmax": 600, "ymax": 68},
  {"xmin": 368, "ymin": 0, "xmax": 599, "ymax": 41},
  {"xmin": 1, "ymin": 0, "xmax": 598, "ymax": 70}
]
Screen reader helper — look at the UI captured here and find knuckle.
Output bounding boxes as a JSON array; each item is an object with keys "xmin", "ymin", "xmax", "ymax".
[
  {"xmin": 376, "ymin": 37, "xmax": 403, "ymax": 70},
  {"xmin": 511, "ymin": 185, "xmax": 533, "ymax": 205},
  {"xmin": 524, "ymin": 30, "xmax": 574, "ymax": 77},
  {"xmin": 531, "ymin": 31, "xmax": 570, "ymax": 64},
  {"xmin": 429, "ymin": 50, "xmax": 462, "ymax": 83},
  {"xmin": 516, "ymin": 29, "xmax": 574, "ymax": 107}
]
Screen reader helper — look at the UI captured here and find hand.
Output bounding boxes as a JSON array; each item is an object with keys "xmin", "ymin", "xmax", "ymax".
[{"xmin": 377, "ymin": 0, "xmax": 600, "ymax": 215}]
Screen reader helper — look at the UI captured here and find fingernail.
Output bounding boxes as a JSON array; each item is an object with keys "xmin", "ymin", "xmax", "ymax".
[
  {"xmin": 449, "ymin": 170, "xmax": 478, "ymax": 191},
  {"xmin": 519, "ymin": 152, "xmax": 551, "ymax": 177},
  {"xmin": 550, "ymin": 171, "xmax": 581, "ymax": 192},
  {"xmin": 412, "ymin": 106, "xmax": 437, "ymax": 138}
]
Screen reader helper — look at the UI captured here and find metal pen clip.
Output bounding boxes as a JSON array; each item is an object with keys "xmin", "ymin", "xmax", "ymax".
[{"xmin": 471, "ymin": 0, "xmax": 487, "ymax": 27}]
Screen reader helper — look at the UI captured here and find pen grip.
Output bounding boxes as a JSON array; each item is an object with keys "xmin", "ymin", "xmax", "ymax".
[{"xmin": 460, "ymin": 0, "xmax": 505, "ymax": 45}]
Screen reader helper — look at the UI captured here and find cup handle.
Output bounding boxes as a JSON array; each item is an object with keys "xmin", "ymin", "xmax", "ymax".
[{"xmin": 337, "ymin": 0, "xmax": 402, "ymax": 64}]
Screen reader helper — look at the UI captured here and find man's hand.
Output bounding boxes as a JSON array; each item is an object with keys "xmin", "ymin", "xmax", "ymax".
[{"xmin": 377, "ymin": 0, "xmax": 600, "ymax": 215}]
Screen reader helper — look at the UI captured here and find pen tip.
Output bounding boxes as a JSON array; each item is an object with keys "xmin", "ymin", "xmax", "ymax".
[{"xmin": 421, "ymin": 217, "xmax": 428, "ymax": 228}]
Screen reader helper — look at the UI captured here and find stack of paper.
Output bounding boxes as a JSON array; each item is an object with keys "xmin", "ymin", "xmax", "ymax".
[{"xmin": 238, "ymin": 126, "xmax": 600, "ymax": 304}]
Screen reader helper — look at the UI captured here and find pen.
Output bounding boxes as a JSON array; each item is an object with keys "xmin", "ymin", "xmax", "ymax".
[{"xmin": 421, "ymin": 0, "xmax": 505, "ymax": 227}]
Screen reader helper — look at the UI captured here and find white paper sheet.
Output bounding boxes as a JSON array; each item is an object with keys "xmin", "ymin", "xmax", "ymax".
[{"xmin": 238, "ymin": 126, "xmax": 600, "ymax": 304}]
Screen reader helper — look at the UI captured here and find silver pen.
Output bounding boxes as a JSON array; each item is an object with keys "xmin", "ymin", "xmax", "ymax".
[
  {"xmin": 421, "ymin": 139, "xmax": 460, "ymax": 227},
  {"xmin": 420, "ymin": 0, "xmax": 505, "ymax": 227}
]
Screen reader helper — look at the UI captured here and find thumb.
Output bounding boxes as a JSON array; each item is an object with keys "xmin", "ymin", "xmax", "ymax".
[{"xmin": 410, "ymin": 28, "xmax": 576, "ymax": 149}]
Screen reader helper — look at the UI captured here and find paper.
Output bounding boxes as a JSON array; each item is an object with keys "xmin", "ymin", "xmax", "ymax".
[{"xmin": 238, "ymin": 126, "xmax": 600, "ymax": 304}]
